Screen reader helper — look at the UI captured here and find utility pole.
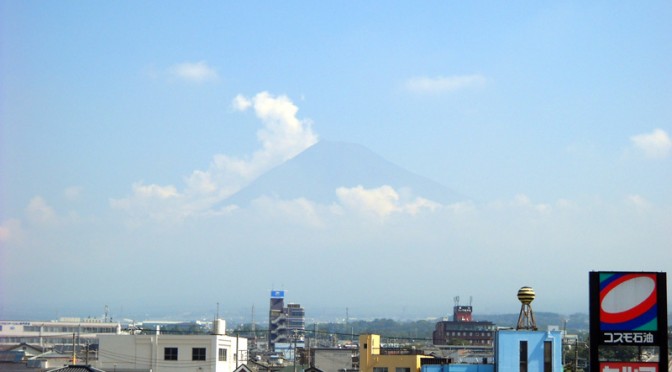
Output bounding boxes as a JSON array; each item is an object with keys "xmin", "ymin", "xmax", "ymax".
[
  {"xmin": 251, "ymin": 304, "xmax": 257, "ymax": 346},
  {"xmin": 345, "ymin": 307, "xmax": 349, "ymax": 341},
  {"xmin": 236, "ymin": 331, "xmax": 240, "ymax": 368},
  {"xmin": 293, "ymin": 330, "xmax": 298, "ymax": 372},
  {"xmin": 71, "ymin": 333, "xmax": 77, "ymax": 364},
  {"xmin": 574, "ymin": 338, "xmax": 579, "ymax": 372}
]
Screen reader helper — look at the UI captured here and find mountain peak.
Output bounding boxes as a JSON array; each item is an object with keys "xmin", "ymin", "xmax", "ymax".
[{"xmin": 224, "ymin": 140, "xmax": 462, "ymax": 205}]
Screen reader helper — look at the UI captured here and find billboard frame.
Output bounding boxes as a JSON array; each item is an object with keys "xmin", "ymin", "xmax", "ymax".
[{"xmin": 589, "ymin": 271, "xmax": 668, "ymax": 371}]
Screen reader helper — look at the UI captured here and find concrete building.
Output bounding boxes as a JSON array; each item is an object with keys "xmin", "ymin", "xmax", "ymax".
[
  {"xmin": 432, "ymin": 304, "xmax": 495, "ymax": 347},
  {"xmin": 359, "ymin": 334, "xmax": 430, "ymax": 372},
  {"xmin": 0, "ymin": 319, "xmax": 121, "ymax": 348},
  {"xmin": 96, "ymin": 321, "xmax": 246, "ymax": 372},
  {"xmin": 309, "ymin": 348, "xmax": 357, "ymax": 372},
  {"xmin": 268, "ymin": 290, "xmax": 305, "ymax": 353}
]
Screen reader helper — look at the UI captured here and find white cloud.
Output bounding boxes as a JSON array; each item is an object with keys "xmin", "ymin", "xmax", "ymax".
[
  {"xmin": 110, "ymin": 183, "xmax": 186, "ymax": 224},
  {"xmin": 232, "ymin": 95, "xmax": 252, "ymax": 111},
  {"xmin": 6, "ymin": 184, "xmax": 671, "ymax": 319},
  {"xmin": 169, "ymin": 61, "xmax": 219, "ymax": 83},
  {"xmin": 630, "ymin": 128, "xmax": 671, "ymax": 159},
  {"xmin": 186, "ymin": 91, "xmax": 318, "ymax": 195},
  {"xmin": 405, "ymin": 74, "xmax": 487, "ymax": 94},
  {"xmin": 489, "ymin": 194, "xmax": 553, "ymax": 215},
  {"xmin": 113, "ymin": 92, "xmax": 318, "ymax": 221},
  {"xmin": 26, "ymin": 196, "xmax": 56, "ymax": 225},
  {"xmin": 241, "ymin": 92, "xmax": 318, "ymax": 162},
  {"xmin": 133, "ymin": 183, "xmax": 179, "ymax": 199},
  {"xmin": 335, "ymin": 185, "xmax": 439, "ymax": 217},
  {"xmin": 250, "ymin": 196, "xmax": 324, "ymax": 227},
  {"xmin": 444, "ymin": 201, "xmax": 478, "ymax": 214},
  {"xmin": 336, "ymin": 185, "xmax": 400, "ymax": 217},
  {"xmin": 625, "ymin": 194, "xmax": 651, "ymax": 212}
]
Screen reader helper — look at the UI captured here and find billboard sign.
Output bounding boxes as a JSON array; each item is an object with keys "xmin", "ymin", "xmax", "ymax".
[
  {"xmin": 589, "ymin": 272, "xmax": 668, "ymax": 371},
  {"xmin": 271, "ymin": 290, "xmax": 285, "ymax": 298}
]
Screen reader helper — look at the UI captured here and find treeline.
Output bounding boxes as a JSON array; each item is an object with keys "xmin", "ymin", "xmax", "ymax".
[
  {"xmin": 309, "ymin": 318, "xmax": 438, "ymax": 340},
  {"xmin": 233, "ymin": 312, "xmax": 590, "ymax": 341}
]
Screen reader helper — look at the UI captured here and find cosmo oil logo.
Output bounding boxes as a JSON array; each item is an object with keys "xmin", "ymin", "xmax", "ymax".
[{"xmin": 599, "ymin": 273, "xmax": 657, "ymax": 331}]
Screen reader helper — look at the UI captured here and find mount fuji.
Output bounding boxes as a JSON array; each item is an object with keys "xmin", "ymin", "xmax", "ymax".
[{"xmin": 224, "ymin": 140, "xmax": 464, "ymax": 206}]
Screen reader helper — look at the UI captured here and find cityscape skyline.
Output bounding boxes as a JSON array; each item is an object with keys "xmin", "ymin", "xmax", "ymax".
[{"xmin": 1, "ymin": 2, "xmax": 671, "ymax": 321}]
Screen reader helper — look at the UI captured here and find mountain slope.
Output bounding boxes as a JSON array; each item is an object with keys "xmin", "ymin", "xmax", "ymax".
[{"xmin": 225, "ymin": 140, "xmax": 463, "ymax": 205}]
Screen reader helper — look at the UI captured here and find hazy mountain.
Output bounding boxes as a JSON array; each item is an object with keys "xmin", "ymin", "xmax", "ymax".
[{"xmin": 225, "ymin": 140, "xmax": 464, "ymax": 205}]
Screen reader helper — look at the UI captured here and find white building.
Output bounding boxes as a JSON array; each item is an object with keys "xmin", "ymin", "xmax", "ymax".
[
  {"xmin": 96, "ymin": 321, "xmax": 247, "ymax": 372},
  {"xmin": 0, "ymin": 318, "xmax": 121, "ymax": 347}
]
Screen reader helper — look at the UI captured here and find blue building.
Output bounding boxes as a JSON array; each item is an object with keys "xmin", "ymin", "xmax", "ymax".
[
  {"xmin": 422, "ymin": 363, "xmax": 494, "ymax": 372},
  {"xmin": 495, "ymin": 330, "xmax": 563, "ymax": 372}
]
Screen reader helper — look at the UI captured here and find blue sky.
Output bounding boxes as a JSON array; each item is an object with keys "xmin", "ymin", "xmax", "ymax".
[{"xmin": 1, "ymin": 1, "xmax": 670, "ymax": 322}]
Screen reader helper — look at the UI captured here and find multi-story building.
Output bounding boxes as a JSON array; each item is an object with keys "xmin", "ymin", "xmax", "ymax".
[
  {"xmin": 268, "ymin": 290, "xmax": 304, "ymax": 353},
  {"xmin": 432, "ymin": 304, "xmax": 495, "ymax": 347},
  {"xmin": 0, "ymin": 318, "xmax": 121, "ymax": 348}
]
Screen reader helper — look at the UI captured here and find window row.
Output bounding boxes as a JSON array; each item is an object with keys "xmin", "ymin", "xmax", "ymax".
[
  {"xmin": 0, "ymin": 337, "xmax": 93, "ymax": 344},
  {"xmin": 447, "ymin": 331, "xmax": 492, "ymax": 337},
  {"xmin": 163, "ymin": 347, "xmax": 228, "ymax": 362},
  {"xmin": 23, "ymin": 326, "xmax": 116, "ymax": 333}
]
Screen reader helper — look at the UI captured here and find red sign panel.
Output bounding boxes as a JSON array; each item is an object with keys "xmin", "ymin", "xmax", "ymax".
[{"xmin": 599, "ymin": 362, "xmax": 658, "ymax": 372}]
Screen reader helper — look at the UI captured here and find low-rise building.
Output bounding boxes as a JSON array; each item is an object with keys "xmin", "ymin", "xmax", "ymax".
[
  {"xmin": 309, "ymin": 347, "xmax": 356, "ymax": 372},
  {"xmin": 359, "ymin": 334, "xmax": 431, "ymax": 372},
  {"xmin": 0, "ymin": 319, "xmax": 121, "ymax": 348},
  {"xmin": 96, "ymin": 320, "xmax": 246, "ymax": 372},
  {"xmin": 494, "ymin": 329, "xmax": 563, "ymax": 372}
]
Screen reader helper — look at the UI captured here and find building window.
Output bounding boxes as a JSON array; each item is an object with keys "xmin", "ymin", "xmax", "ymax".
[
  {"xmin": 373, "ymin": 368, "xmax": 388, "ymax": 372},
  {"xmin": 395, "ymin": 368, "xmax": 411, "ymax": 372},
  {"xmin": 219, "ymin": 348, "xmax": 227, "ymax": 361},
  {"xmin": 544, "ymin": 341, "xmax": 553, "ymax": 372},
  {"xmin": 192, "ymin": 347, "xmax": 206, "ymax": 361},
  {"xmin": 519, "ymin": 341, "xmax": 528, "ymax": 372},
  {"xmin": 164, "ymin": 347, "xmax": 178, "ymax": 361}
]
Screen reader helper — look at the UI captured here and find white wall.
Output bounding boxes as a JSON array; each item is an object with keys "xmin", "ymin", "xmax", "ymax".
[{"xmin": 97, "ymin": 334, "xmax": 247, "ymax": 372}]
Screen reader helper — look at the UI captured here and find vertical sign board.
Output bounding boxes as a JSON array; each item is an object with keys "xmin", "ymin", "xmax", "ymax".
[{"xmin": 589, "ymin": 272, "xmax": 668, "ymax": 372}]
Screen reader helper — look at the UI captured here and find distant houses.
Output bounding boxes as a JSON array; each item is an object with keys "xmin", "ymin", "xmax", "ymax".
[{"xmin": 0, "ymin": 288, "xmax": 574, "ymax": 372}]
